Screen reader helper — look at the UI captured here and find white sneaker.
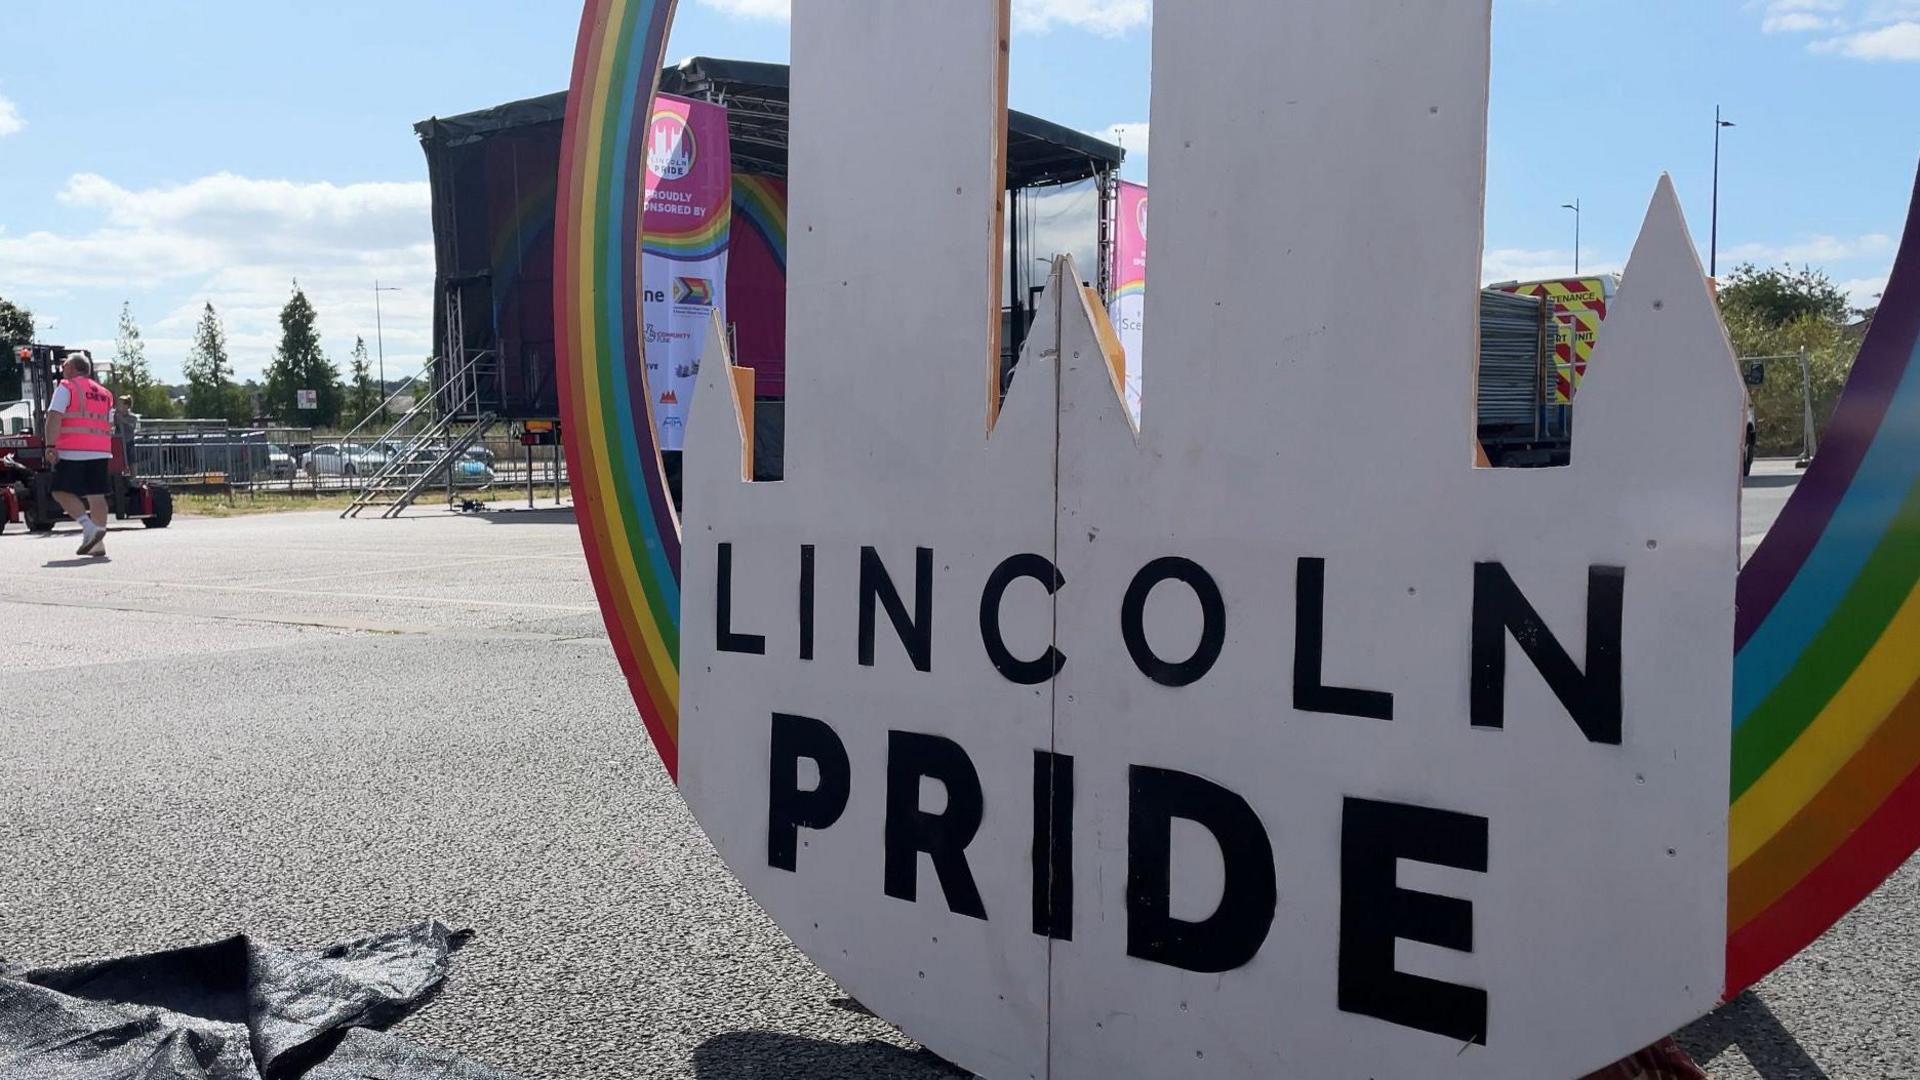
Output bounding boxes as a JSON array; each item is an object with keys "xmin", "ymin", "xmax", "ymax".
[{"xmin": 76, "ymin": 520, "xmax": 104, "ymax": 557}]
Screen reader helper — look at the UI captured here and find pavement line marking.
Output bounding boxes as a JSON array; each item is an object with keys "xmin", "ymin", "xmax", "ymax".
[
  {"xmin": 4, "ymin": 578, "xmax": 601, "ymax": 614},
  {"xmin": 172, "ymin": 545, "xmax": 586, "ymax": 565},
  {"xmin": 0, "ymin": 594, "xmax": 612, "ymax": 641},
  {"xmin": 253, "ymin": 555, "xmax": 554, "ymax": 587},
  {"xmin": 0, "ymin": 595, "xmax": 424, "ymax": 636}
]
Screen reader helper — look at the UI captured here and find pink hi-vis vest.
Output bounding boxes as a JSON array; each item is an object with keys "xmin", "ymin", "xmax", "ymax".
[{"xmin": 56, "ymin": 377, "xmax": 115, "ymax": 454}]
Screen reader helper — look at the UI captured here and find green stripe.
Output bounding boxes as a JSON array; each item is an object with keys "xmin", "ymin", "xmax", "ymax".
[
  {"xmin": 593, "ymin": 5, "xmax": 681, "ymax": 661},
  {"xmin": 1732, "ymin": 476, "xmax": 1920, "ymax": 796}
]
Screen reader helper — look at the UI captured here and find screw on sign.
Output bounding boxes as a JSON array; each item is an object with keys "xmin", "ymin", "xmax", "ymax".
[{"xmin": 555, "ymin": 1, "xmax": 1920, "ymax": 1078}]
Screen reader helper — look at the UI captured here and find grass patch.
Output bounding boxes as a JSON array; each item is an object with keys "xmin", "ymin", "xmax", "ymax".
[{"xmin": 176, "ymin": 486, "xmax": 575, "ymax": 518}]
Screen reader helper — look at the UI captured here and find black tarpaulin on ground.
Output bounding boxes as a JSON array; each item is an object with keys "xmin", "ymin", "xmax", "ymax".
[{"xmin": 0, "ymin": 920, "xmax": 517, "ymax": 1080}]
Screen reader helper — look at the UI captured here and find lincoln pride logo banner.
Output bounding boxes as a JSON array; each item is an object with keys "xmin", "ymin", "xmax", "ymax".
[{"xmin": 641, "ymin": 93, "xmax": 732, "ymax": 450}]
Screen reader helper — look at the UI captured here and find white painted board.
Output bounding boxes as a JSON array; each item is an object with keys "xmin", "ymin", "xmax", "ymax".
[
  {"xmin": 680, "ymin": 3, "xmax": 1055, "ymax": 1078},
  {"xmin": 678, "ymin": 1, "xmax": 1741, "ymax": 1077}
]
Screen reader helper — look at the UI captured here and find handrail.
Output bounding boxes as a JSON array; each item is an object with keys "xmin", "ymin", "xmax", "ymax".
[
  {"xmin": 340, "ymin": 348, "xmax": 497, "ymax": 515},
  {"xmin": 341, "ymin": 349, "xmax": 494, "ymax": 497},
  {"xmin": 336, "ymin": 357, "xmax": 435, "ymax": 449}
]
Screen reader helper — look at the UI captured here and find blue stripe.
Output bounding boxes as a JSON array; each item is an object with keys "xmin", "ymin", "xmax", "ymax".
[
  {"xmin": 1734, "ymin": 336, "xmax": 1920, "ymax": 726},
  {"xmin": 611, "ymin": 4, "xmax": 681, "ymax": 613}
]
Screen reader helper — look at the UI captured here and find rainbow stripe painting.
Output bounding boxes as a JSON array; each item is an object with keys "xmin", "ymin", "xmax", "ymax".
[
  {"xmin": 555, "ymin": 0, "xmax": 1920, "ymax": 1001},
  {"xmin": 1723, "ymin": 167, "xmax": 1920, "ymax": 997},
  {"xmin": 555, "ymin": 0, "xmax": 682, "ymax": 777},
  {"xmin": 731, "ymin": 172, "xmax": 788, "ymax": 272}
]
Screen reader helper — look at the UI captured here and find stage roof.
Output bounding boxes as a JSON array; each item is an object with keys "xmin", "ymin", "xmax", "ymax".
[{"xmin": 415, "ymin": 56, "xmax": 1124, "ymax": 190}]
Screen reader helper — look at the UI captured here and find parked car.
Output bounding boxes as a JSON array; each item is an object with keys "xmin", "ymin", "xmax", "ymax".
[
  {"xmin": 267, "ymin": 444, "xmax": 297, "ymax": 479},
  {"xmin": 304, "ymin": 444, "xmax": 379, "ymax": 478},
  {"xmin": 452, "ymin": 458, "xmax": 496, "ymax": 488},
  {"xmin": 374, "ymin": 443, "xmax": 497, "ymax": 489},
  {"xmin": 365, "ymin": 441, "xmax": 404, "ymax": 469}
]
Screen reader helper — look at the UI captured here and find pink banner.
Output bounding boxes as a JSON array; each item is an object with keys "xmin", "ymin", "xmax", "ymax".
[
  {"xmin": 728, "ymin": 173, "xmax": 788, "ymax": 398},
  {"xmin": 1110, "ymin": 180, "xmax": 1147, "ymax": 419},
  {"xmin": 641, "ymin": 93, "xmax": 732, "ymax": 450},
  {"xmin": 641, "ymin": 94, "xmax": 733, "ymax": 256}
]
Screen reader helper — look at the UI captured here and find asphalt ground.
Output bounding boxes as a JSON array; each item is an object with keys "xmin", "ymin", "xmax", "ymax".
[{"xmin": 0, "ymin": 460, "xmax": 1906, "ymax": 1080}]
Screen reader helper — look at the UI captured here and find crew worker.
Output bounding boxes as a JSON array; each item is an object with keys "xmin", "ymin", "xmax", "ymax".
[{"xmin": 44, "ymin": 352, "xmax": 115, "ymax": 558}]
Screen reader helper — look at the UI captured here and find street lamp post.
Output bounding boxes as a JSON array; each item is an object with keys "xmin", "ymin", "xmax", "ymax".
[
  {"xmin": 1561, "ymin": 200, "xmax": 1582, "ymax": 275},
  {"xmin": 1711, "ymin": 107, "xmax": 1736, "ymax": 279},
  {"xmin": 373, "ymin": 282, "xmax": 401, "ymax": 422}
]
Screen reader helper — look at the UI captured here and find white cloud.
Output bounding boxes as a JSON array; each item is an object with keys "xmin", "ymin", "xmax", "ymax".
[
  {"xmin": 1759, "ymin": 0, "xmax": 1845, "ymax": 31},
  {"xmin": 1764, "ymin": 11, "xmax": 1839, "ymax": 31},
  {"xmin": 696, "ymin": 0, "xmax": 788, "ymax": 19},
  {"xmin": 1815, "ymin": 19, "xmax": 1920, "ymax": 57},
  {"xmin": 1758, "ymin": 0, "xmax": 1920, "ymax": 58},
  {"xmin": 1481, "ymin": 248, "xmax": 1619, "ymax": 285},
  {"xmin": 1722, "ymin": 232, "xmax": 1895, "ymax": 264},
  {"xmin": 0, "ymin": 173, "xmax": 434, "ymax": 383},
  {"xmin": 0, "ymin": 95, "xmax": 22, "ymax": 137},
  {"xmin": 1094, "ymin": 121, "xmax": 1150, "ymax": 179},
  {"xmin": 1014, "ymin": 0, "xmax": 1148, "ymax": 34},
  {"xmin": 697, "ymin": 0, "xmax": 1149, "ymax": 35},
  {"xmin": 1098, "ymin": 121, "xmax": 1149, "ymax": 152},
  {"xmin": 1838, "ymin": 275, "xmax": 1890, "ymax": 307}
]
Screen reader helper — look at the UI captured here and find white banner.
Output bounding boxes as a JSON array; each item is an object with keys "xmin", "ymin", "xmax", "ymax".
[{"xmin": 641, "ymin": 94, "xmax": 733, "ymax": 451}]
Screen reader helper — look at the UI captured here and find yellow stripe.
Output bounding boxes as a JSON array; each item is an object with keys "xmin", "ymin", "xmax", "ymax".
[
  {"xmin": 577, "ymin": 16, "xmax": 682, "ymax": 734},
  {"xmin": 1730, "ymin": 584, "xmax": 1920, "ymax": 867}
]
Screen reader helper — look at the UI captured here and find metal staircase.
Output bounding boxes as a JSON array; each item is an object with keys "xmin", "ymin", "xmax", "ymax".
[{"xmin": 342, "ymin": 334, "xmax": 500, "ymax": 519}]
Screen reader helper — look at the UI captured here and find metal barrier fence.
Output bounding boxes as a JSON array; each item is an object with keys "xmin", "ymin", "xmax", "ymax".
[
  {"xmin": 475, "ymin": 435, "xmax": 569, "ymax": 491},
  {"xmin": 132, "ymin": 420, "xmax": 575, "ymax": 505},
  {"xmin": 130, "ymin": 421, "xmax": 362, "ymax": 498},
  {"xmin": 130, "ymin": 420, "xmax": 242, "ymax": 503}
]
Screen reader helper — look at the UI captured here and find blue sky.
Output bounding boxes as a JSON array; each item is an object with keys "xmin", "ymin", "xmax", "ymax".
[{"xmin": 0, "ymin": 0, "xmax": 1912, "ymax": 384}]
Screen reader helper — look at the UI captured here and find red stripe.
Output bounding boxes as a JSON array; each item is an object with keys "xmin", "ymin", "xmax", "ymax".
[
  {"xmin": 554, "ymin": 0, "xmax": 680, "ymax": 781},
  {"xmin": 1725, "ymin": 755, "xmax": 1920, "ymax": 997}
]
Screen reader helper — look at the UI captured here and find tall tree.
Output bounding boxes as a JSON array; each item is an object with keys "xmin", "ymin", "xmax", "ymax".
[
  {"xmin": 0, "ymin": 296, "xmax": 32, "ymax": 402},
  {"xmin": 346, "ymin": 336, "xmax": 379, "ymax": 423},
  {"xmin": 183, "ymin": 302, "xmax": 246, "ymax": 423},
  {"xmin": 264, "ymin": 283, "xmax": 344, "ymax": 426},
  {"xmin": 1720, "ymin": 264, "xmax": 1861, "ymax": 456},
  {"xmin": 1721, "ymin": 263, "xmax": 1853, "ymax": 330},
  {"xmin": 108, "ymin": 301, "xmax": 174, "ymax": 418}
]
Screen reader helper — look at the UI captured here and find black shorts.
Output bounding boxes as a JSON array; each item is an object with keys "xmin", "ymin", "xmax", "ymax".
[{"xmin": 52, "ymin": 457, "xmax": 111, "ymax": 497}]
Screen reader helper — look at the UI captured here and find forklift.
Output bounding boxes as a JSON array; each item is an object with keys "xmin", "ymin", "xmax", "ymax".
[{"xmin": 0, "ymin": 344, "xmax": 173, "ymax": 535}]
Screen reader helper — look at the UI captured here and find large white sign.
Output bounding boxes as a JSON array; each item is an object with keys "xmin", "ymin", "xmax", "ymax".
[{"xmin": 677, "ymin": 2, "xmax": 1741, "ymax": 1077}]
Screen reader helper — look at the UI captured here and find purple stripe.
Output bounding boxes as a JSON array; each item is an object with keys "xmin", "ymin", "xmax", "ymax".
[{"xmin": 1736, "ymin": 166, "xmax": 1920, "ymax": 648}]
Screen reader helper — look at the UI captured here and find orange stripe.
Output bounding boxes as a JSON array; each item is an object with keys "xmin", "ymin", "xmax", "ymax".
[
  {"xmin": 1730, "ymin": 680, "xmax": 1920, "ymax": 928},
  {"xmin": 575, "ymin": 2, "xmax": 682, "ymax": 756},
  {"xmin": 564, "ymin": 2, "xmax": 666, "ymax": 753}
]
